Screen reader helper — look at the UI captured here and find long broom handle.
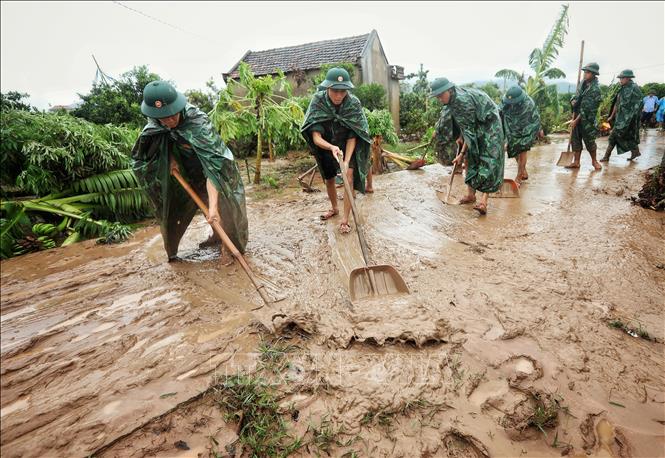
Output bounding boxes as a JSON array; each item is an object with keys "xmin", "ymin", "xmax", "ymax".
[
  {"xmin": 171, "ymin": 169, "xmax": 272, "ymax": 307},
  {"xmin": 567, "ymin": 40, "xmax": 585, "ymax": 152}
]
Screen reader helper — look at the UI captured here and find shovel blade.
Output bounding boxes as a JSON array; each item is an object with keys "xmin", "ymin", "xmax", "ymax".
[
  {"xmin": 491, "ymin": 179, "xmax": 520, "ymax": 198},
  {"xmin": 556, "ymin": 151, "xmax": 575, "ymax": 167},
  {"xmin": 349, "ymin": 265, "xmax": 409, "ymax": 302},
  {"xmin": 407, "ymin": 159, "xmax": 426, "ymax": 170},
  {"xmin": 436, "ymin": 188, "xmax": 458, "ymax": 205}
]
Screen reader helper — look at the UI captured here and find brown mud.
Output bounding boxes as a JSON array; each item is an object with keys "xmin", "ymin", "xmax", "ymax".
[{"xmin": 1, "ymin": 131, "xmax": 664, "ymax": 457}]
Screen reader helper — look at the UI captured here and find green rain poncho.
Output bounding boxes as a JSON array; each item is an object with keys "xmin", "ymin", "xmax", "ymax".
[
  {"xmin": 301, "ymin": 91, "xmax": 372, "ymax": 193},
  {"xmin": 501, "ymin": 94, "xmax": 541, "ymax": 158},
  {"xmin": 440, "ymin": 87, "xmax": 505, "ymax": 194},
  {"xmin": 609, "ymin": 81, "xmax": 644, "ymax": 154},
  {"xmin": 132, "ymin": 104, "xmax": 248, "ymax": 258},
  {"xmin": 433, "ymin": 105, "xmax": 460, "ymax": 165},
  {"xmin": 571, "ymin": 77, "xmax": 601, "ymax": 143}
]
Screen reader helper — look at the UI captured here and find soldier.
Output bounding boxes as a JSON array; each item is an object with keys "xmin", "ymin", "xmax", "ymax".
[
  {"xmin": 566, "ymin": 62, "xmax": 603, "ymax": 170},
  {"xmin": 601, "ymin": 69, "xmax": 644, "ymax": 162},
  {"xmin": 132, "ymin": 80, "xmax": 248, "ymax": 262},
  {"xmin": 430, "ymin": 78, "xmax": 505, "ymax": 215},
  {"xmin": 500, "ymin": 85, "xmax": 543, "ymax": 182},
  {"xmin": 301, "ymin": 68, "xmax": 372, "ymax": 234}
]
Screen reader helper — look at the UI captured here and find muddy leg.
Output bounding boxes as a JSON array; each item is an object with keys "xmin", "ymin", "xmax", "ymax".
[
  {"xmin": 322, "ymin": 178, "xmax": 339, "ymax": 219},
  {"xmin": 520, "ymin": 152, "xmax": 528, "ymax": 180},
  {"xmin": 588, "ymin": 145, "xmax": 602, "ymax": 170},
  {"xmin": 514, "ymin": 156, "xmax": 521, "ymax": 182},
  {"xmin": 628, "ymin": 147, "xmax": 641, "ymax": 161},
  {"xmin": 600, "ymin": 143, "xmax": 613, "ymax": 162},
  {"xmin": 365, "ymin": 168, "xmax": 374, "ymax": 193},
  {"xmin": 566, "ymin": 151, "xmax": 582, "ymax": 169},
  {"xmin": 459, "ymin": 185, "xmax": 477, "ymax": 205}
]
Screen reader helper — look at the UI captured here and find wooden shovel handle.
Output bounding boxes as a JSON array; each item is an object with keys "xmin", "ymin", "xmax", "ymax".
[{"xmin": 170, "ymin": 169, "xmax": 271, "ymax": 307}]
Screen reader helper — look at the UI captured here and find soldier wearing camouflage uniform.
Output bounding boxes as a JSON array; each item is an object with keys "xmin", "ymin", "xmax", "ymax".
[
  {"xmin": 566, "ymin": 62, "xmax": 603, "ymax": 170},
  {"xmin": 500, "ymin": 85, "xmax": 543, "ymax": 183},
  {"xmin": 430, "ymin": 78, "xmax": 505, "ymax": 215},
  {"xmin": 602, "ymin": 69, "xmax": 644, "ymax": 162}
]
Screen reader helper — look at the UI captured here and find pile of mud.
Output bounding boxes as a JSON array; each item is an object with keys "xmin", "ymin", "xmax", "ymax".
[{"xmin": 632, "ymin": 164, "xmax": 665, "ymax": 211}]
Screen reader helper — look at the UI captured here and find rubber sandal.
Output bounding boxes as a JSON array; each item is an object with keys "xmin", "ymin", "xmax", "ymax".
[
  {"xmin": 473, "ymin": 203, "xmax": 487, "ymax": 215},
  {"xmin": 319, "ymin": 209, "xmax": 338, "ymax": 221}
]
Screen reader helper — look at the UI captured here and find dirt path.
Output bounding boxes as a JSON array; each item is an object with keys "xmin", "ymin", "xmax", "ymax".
[{"xmin": 1, "ymin": 131, "xmax": 664, "ymax": 457}]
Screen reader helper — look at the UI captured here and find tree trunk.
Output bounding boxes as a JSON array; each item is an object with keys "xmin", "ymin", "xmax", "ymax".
[
  {"xmin": 253, "ymin": 98, "xmax": 263, "ymax": 185},
  {"xmin": 254, "ymin": 128, "xmax": 262, "ymax": 185},
  {"xmin": 372, "ymin": 135, "xmax": 384, "ymax": 174},
  {"xmin": 268, "ymin": 139, "xmax": 274, "ymax": 162}
]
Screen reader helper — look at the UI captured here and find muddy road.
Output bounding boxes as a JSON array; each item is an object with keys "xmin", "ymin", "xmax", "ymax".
[{"xmin": 1, "ymin": 131, "xmax": 664, "ymax": 457}]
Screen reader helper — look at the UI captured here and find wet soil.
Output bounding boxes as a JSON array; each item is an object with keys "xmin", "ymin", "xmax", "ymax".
[{"xmin": 1, "ymin": 131, "xmax": 664, "ymax": 457}]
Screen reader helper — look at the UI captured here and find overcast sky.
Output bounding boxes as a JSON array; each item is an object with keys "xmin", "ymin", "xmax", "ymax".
[{"xmin": 2, "ymin": 1, "xmax": 663, "ymax": 109}]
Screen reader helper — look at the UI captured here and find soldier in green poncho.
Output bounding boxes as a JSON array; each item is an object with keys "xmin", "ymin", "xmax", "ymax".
[
  {"xmin": 301, "ymin": 68, "xmax": 372, "ymax": 234},
  {"xmin": 500, "ymin": 86, "xmax": 543, "ymax": 183},
  {"xmin": 430, "ymin": 78, "xmax": 505, "ymax": 215},
  {"xmin": 132, "ymin": 81, "xmax": 248, "ymax": 262},
  {"xmin": 601, "ymin": 69, "xmax": 644, "ymax": 162},
  {"xmin": 566, "ymin": 62, "xmax": 603, "ymax": 170}
]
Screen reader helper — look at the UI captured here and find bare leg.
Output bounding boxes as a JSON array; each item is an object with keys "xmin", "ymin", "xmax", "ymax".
[
  {"xmin": 340, "ymin": 167, "xmax": 355, "ymax": 233},
  {"xmin": 459, "ymin": 185, "xmax": 476, "ymax": 204},
  {"xmin": 514, "ymin": 156, "xmax": 521, "ymax": 182},
  {"xmin": 473, "ymin": 192, "xmax": 489, "ymax": 215},
  {"xmin": 589, "ymin": 146, "xmax": 602, "ymax": 170},
  {"xmin": 365, "ymin": 168, "xmax": 374, "ymax": 193},
  {"xmin": 565, "ymin": 151, "xmax": 582, "ymax": 168},
  {"xmin": 320, "ymin": 178, "xmax": 339, "ymax": 220},
  {"xmin": 600, "ymin": 144, "xmax": 613, "ymax": 162}
]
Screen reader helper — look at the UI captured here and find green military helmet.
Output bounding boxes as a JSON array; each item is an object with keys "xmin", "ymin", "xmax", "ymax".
[
  {"xmin": 141, "ymin": 80, "xmax": 187, "ymax": 119},
  {"xmin": 581, "ymin": 62, "xmax": 600, "ymax": 75},
  {"xmin": 319, "ymin": 67, "xmax": 354, "ymax": 90},
  {"xmin": 502, "ymin": 85, "xmax": 526, "ymax": 105},
  {"xmin": 616, "ymin": 69, "xmax": 635, "ymax": 79},
  {"xmin": 429, "ymin": 77, "xmax": 455, "ymax": 98}
]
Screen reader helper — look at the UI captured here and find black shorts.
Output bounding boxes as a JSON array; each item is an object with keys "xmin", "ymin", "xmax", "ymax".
[
  {"xmin": 313, "ymin": 149, "xmax": 357, "ymax": 180},
  {"xmin": 641, "ymin": 111, "xmax": 654, "ymax": 123}
]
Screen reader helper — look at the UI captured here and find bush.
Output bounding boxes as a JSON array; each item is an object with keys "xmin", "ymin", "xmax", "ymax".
[
  {"xmin": 641, "ymin": 82, "xmax": 665, "ymax": 98},
  {"xmin": 1, "ymin": 109, "xmax": 138, "ymax": 196},
  {"xmin": 354, "ymin": 83, "xmax": 387, "ymax": 111},
  {"xmin": 364, "ymin": 108, "xmax": 398, "ymax": 144}
]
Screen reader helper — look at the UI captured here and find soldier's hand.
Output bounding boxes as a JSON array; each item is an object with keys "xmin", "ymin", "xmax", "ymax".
[
  {"xmin": 452, "ymin": 152, "xmax": 465, "ymax": 166},
  {"xmin": 169, "ymin": 157, "xmax": 180, "ymax": 175},
  {"xmin": 330, "ymin": 146, "xmax": 343, "ymax": 160}
]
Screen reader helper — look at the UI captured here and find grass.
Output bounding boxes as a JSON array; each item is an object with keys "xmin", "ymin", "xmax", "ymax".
[
  {"xmin": 608, "ymin": 318, "xmax": 652, "ymax": 341},
  {"xmin": 525, "ymin": 392, "xmax": 566, "ymax": 443},
  {"xmin": 212, "ymin": 373, "xmax": 302, "ymax": 457},
  {"xmin": 257, "ymin": 338, "xmax": 299, "ymax": 374},
  {"xmin": 306, "ymin": 415, "xmax": 347, "ymax": 456}
]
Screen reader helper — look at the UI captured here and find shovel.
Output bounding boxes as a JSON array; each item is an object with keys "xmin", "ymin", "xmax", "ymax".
[
  {"xmin": 171, "ymin": 168, "xmax": 272, "ymax": 308},
  {"xmin": 557, "ymin": 40, "xmax": 585, "ymax": 167},
  {"xmin": 335, "ymin": 154, "xmax": 409, "ymax": 302},
  {"xmin": 436, "ymin": 159, "xmax": 461, "ymax": 205},
  {"xmin": 297, "ymin": 164, "xmax": 319, "ymax": 192}
]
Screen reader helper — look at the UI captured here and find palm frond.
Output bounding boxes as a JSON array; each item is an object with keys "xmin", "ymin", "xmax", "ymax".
[
  {"xmin": 538, "ymin": 4, "xmax": 569, "ymax": 72},
  {"xmin": 542, "ymin": 68, "xmax": 567, "ymax": 80},
  {"xmin": 495, "ymin": 69, "xmax": 523, "ymax": 82}
]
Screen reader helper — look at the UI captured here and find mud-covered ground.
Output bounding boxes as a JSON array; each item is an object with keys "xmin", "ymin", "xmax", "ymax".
[{"xmin": 1, "ymin": 131, "xmax": 664, "ymax": 458}]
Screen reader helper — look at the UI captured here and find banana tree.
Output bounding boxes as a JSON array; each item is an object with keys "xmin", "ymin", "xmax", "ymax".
[
  {"xmin": 209, "ymin": 62, "xmax": 304, "ymax": 184},
  {"xmin": 495, "ymin": 3, "xmax": 569, "ymax": 98},
  {"xmin": 1, "ymin": 169, "xmax": 149, "ymax": 258}
]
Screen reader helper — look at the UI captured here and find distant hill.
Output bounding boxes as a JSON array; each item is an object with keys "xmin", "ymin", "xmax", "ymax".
[{"xmin": 466, "ymin": 79, "xmax": 578, "ymax": 94}]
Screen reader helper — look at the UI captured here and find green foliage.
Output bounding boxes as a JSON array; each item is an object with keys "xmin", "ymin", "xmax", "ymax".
[
  {"xmin": 364, "ymin": 108, "xmax": 398, "ymax": 144},
  {"xmin": 72, "ymin": 65, "xmax": 163, "ymax": 127},
  {"xmin": 463, "ymin": 82, "xmax": 502, "ymax": 104},
  {"xmin": 210, "ymin": 62, "xmax": 305, "ymax": 182},
  {"xmin": 1, "ymin": 109, "xmax": 137, "ymax": 196},
  {"xmin": 599, "ymin": 83, "xmax": 621, "ymax": 122},
  {"xmin": 354, "ymin": 83, "xmax": 387, "ymax": 111},
  {"xmin": 213, "ymin": 373, "xmax": 302, "ymax": 457},
  {"xmin": 399, "ymin": 64, "xmax": 440, "ymax": 137},
  {"xmin": 641, "ymin": 82, "xmax": 665, "ymax": 99},
  {"xmin": 495, "ymin": 4, "xmax": 570, "ymax": 133},
  {"xmin": 1, "ymin": 91, "xmax": 35, "ymax": 112},
  {"xmin": 311, "ymin": 62, "xmax": 356, "ymax": 89}
]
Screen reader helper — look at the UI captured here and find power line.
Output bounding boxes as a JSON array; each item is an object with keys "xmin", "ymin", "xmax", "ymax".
[{"xmin": 112, "ymin": 1, "xmax": 218, "ymax": 46}]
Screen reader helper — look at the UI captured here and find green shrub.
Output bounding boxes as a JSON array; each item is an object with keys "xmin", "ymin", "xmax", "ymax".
[{"xmin": 354, "ymin": 83, "xmax": 387, "ymax": 111}]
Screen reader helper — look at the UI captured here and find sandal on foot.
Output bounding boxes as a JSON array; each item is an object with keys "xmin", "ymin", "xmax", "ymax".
[
  {"xmin": 320, "ymin": 209, "xmax": 339, "ymax": 221},
  {"xmin": 458, "ymin": 196, "xmax": 476, "ymax": 205},
  {"xmin": 339, "ymin": 222, "xmax": 352, "ymax": 234},
  {"xmin": 473, "ymin": 203, "xmax": 487, "ymax": 215}
]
